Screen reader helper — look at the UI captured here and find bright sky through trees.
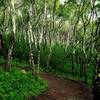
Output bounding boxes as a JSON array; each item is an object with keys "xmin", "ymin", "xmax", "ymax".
[{"xmin": 60, "ymin": 0, "xmax": 66, "ymax": 5}]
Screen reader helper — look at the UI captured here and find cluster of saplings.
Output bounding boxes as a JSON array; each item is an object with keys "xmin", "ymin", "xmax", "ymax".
[
  {"xmin": 0, "ymin": 32, "xmax": 100, "ymax": 85},
  {"xmin": 0, "ymin": 33, "xmax": 48, "ymax": 99}
]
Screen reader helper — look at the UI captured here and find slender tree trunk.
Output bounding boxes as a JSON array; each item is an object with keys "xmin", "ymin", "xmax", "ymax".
[
  {"xmin": 80, "ymin": 59, "xmax": 84, "ymax": 77},
  {"xmin": 29, "ymin": 50, "xmax": 35, "ymax": 73},
  {"xmin": 6, "ymin": 32, "xmax": 15, "ymax": 69},
  {"xmin": 37, "ymin": 50, "xmax": 40, "ymax": 75},
  {"xmin": 84, "ymin": 63, "xmax": 88, "ymax": 83},
  {"xmin": 28, "ymin": 0, "xmax": 36, "ymax": 74},
  {"xmin": 72, "ymin": 54, "xmax": 74, "ymax": 75},
  {"xmin": 6, "ymin": 42, "xmax": 14, "ymax": 68},
  {"xmin": 71, "ymin": 48, "xmax": 75, "ymax": 75},
  {"xmin": 47, "ymin": 30, "xmax": 52, "ymax": 70},
  {"xmin": 92, "ymin": 64, "xmax": 96, "ymax": 84},
  {"xmin": 6, "ymin": 0, "xmax": 16, "ymax": 69},
  {"xmin": 47, "ymin": 45, "xmax": 52, "ymax": 69}
]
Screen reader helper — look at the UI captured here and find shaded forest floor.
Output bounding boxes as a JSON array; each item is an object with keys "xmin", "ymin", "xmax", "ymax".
[{"xmin": 36, "ymin": 73, "xmax": 93, "ymax": 100}]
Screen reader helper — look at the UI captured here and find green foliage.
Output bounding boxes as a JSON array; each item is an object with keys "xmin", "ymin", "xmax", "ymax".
[
  {"xmin": 50, "ymin": 44, "xmax": 65, "ymax": 69},
  {"xmin": 57, "ymin": 1, "xmax": 77, "ymax": 20},
  {"xmin": 3, "ymin": 33, "xmax": 10, "ymax": 50},
  {"xmin": 0, "ymin": 0, "xmax": 8, "ymax": 8},
  {"xmin": 50, "ymin": 61, "xmax": 94, "ymax": 86},
  {"xmin": 0, "ymin": 67, "xmax": 48, "ymax": 100},
  {"xmin": 12, "ymin": 59, "xmax": 29, "ymax": 69},
  {"xmin": 13, "ymin": 40, "xmax": 29, "ymax": 61},
  {"xmin": 40, "ymin": 44, "xmax": 50, "ymax": 66},
  {"xmin": 0, "ymin": 57, "xmax": 5, "ymax": 64}
]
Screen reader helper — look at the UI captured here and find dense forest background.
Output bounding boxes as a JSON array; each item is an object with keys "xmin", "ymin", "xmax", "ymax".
[{"xmin": 0, "ymin": 0, "xmax": 100, "ymax": 99}]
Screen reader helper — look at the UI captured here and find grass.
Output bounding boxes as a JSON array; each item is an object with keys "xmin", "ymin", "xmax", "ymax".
[{"xmin": 0, "ymin": 61, "xmax": 48, "ymax": 100}]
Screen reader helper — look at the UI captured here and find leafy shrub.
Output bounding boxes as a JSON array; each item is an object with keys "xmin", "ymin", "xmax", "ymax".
[
  {"xmin": 40, "ymin": 44, "xmax": 50, "ymax": 67},
  {"xmin": 50, "ymin": 44, "xmax": 66, "ymax": 69},
  {"xmin": 0, "ymin": 67, "xmax": 48, "ymax": 100},
  {"xmin": 12, "ymin": 59, "xmax": 29, "ymax": 69},
  {"xmin": 0, "ymin": 57, "xmax": 5, "ymax": 64},
  {"xmin": 13, "ymin": 37, "xmax": 29, "ymax": 60}
]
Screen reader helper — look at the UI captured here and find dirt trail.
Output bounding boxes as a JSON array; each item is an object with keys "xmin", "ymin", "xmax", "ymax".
[{"xmin": 36, "ymin": 73, "xmax": 93, "ymax": 100}]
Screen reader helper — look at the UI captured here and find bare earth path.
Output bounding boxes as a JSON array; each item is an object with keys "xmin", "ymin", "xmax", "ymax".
[{"xmin": 36, "ymin": 73, "xmax": 93, "ymax": 100}]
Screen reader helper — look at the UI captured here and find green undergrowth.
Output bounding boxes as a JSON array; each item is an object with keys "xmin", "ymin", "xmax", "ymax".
[
  {"xmin": 47, "ymin": 67, "xmax": 93, "ymax": 87},
  {"xmin": 0, "ymin": 57, "xmax": 5, "ymax": 65},
  {"xmin": 12, "ymin": 59, "xmax": 30, "ymax": 69},
  {"xmin": 0, "ymin": 67, "xmax": 48, "ymax": 100},
  {"xmin": 43, "ymin": 61, "xmax": 94, "ymax": 87}
]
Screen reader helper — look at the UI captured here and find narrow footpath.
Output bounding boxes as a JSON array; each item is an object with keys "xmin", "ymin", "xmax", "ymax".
[{"xmin": 36, "ymin": 73, "xmax": 93, "ymax": 100}]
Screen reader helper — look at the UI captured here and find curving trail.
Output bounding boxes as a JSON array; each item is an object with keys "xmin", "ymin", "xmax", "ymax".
[{"xmin": 36, "ymin": 73, "xmax": 93, "ymax": 100}]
